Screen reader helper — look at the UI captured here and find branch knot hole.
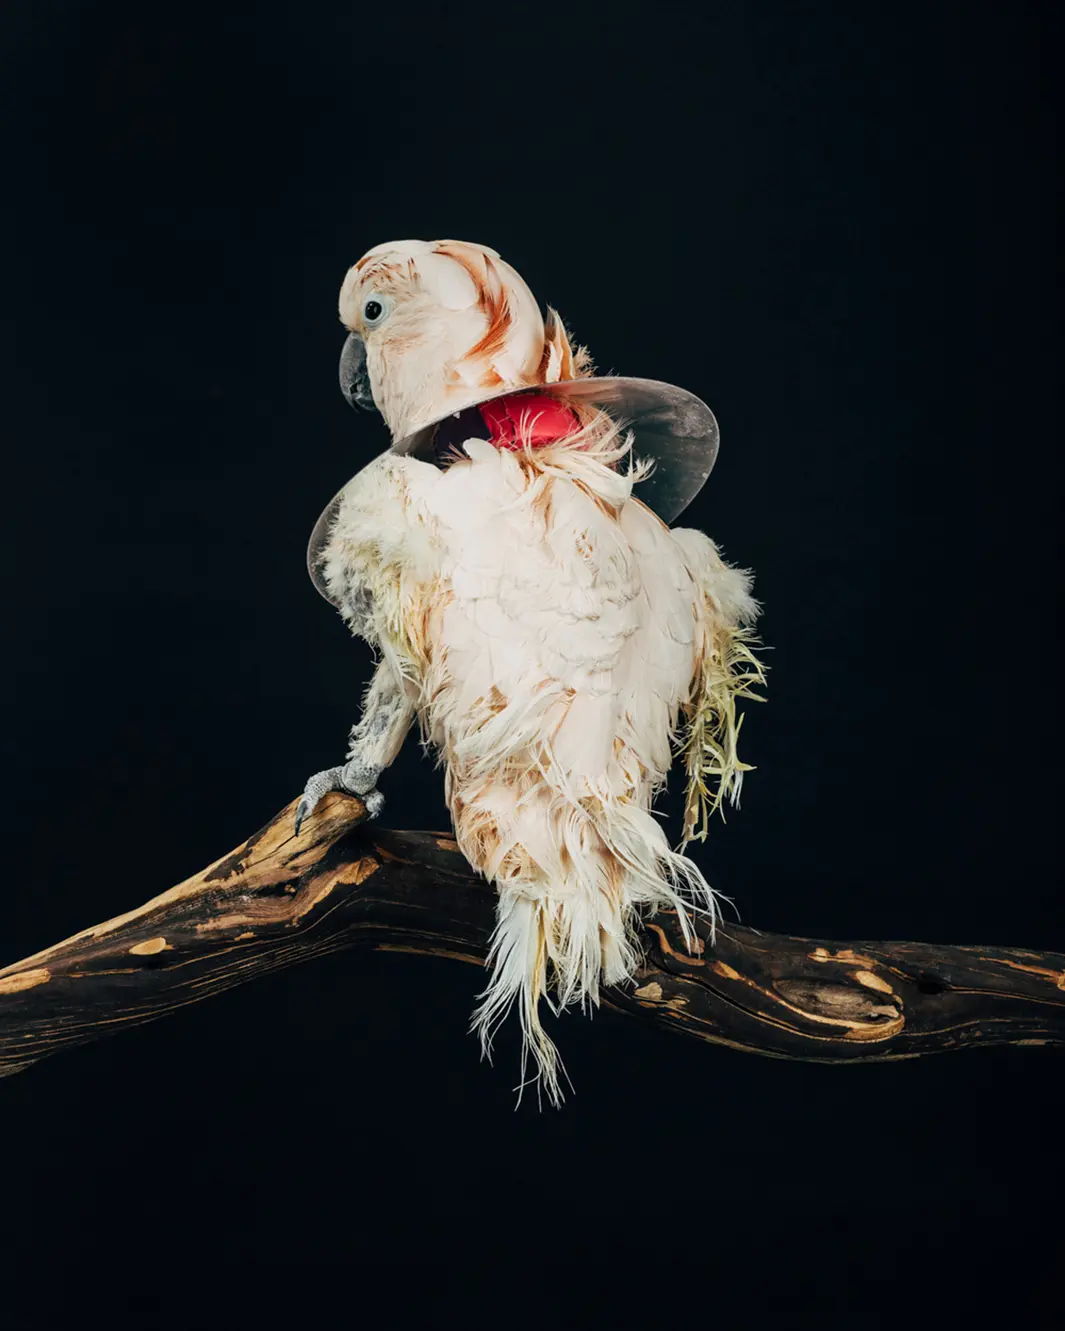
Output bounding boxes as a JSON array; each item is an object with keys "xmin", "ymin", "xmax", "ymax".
[{"xmin": 773, "ymin": 977, "xmax": 903, "ymax": 1036}]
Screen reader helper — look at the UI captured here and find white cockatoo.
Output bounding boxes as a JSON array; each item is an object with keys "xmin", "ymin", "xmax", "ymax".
[{"xmin": 297, "ymin": 239, "xmax": 764, "ymax": 1103}]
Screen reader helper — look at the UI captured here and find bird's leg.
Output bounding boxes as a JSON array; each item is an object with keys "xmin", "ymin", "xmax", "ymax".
[{"xmin": 295, "ymin": 663, "xmax": 416, "ymax": 833}]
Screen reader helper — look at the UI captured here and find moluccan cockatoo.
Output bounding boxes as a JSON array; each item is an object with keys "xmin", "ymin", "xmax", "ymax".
[{"xmin": 297, "ymin": 239, "xmax": 764, "ymax": 1103}]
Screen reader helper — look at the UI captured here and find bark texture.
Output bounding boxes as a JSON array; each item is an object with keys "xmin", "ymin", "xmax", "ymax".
[{"xmin": 1, "ymin": 793, "xmax": 1062, "ymax": 1078}]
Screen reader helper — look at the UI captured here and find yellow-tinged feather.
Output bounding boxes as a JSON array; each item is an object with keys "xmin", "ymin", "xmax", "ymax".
[{"xmin": 678, "ymin": 623, "xmax": 766, "ymax": 847}]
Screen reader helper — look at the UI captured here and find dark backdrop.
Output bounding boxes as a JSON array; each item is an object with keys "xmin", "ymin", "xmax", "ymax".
[{"xmin": 1, "ymin": 0, "xmax": 1060, "ymax": 1322}]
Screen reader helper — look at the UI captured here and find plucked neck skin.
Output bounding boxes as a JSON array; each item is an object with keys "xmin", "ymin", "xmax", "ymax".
[{"xmin": 338, "ymin": 238, "xmax": 588, "ymax": 442}]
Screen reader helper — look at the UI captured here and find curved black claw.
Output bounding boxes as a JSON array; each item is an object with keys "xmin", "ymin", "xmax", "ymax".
[
  {"xmin": 294, "ymin": 798, "xmax": 312, "ymax": 837},
  {"xmin": 293, "ymin": 764, "xmax": 345, "ymax": 836}
]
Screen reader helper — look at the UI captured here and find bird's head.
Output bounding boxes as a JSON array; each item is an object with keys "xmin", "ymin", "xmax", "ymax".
[{"xmin": 337, "ymin": 239, "xmax": 589, "ymax": 441}]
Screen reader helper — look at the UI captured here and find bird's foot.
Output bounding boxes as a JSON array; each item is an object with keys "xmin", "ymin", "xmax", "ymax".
[{"xmin": 294, "ymin": 759, "xmax": 384, "ymax": 835}]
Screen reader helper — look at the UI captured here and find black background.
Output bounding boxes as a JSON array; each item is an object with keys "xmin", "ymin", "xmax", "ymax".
[{"xmin": 1, "ymin": 0, "xmax": 1060, "ymax": 1323}]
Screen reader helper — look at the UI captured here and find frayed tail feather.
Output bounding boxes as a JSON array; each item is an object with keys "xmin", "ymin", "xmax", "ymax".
[
  {"xmin": 469, "ymin": 807, "xmax": 725, "ymax": 1108},
  {"xmin": 470, "ymin": 892, "xmax": 570, "ymax": 1108}
]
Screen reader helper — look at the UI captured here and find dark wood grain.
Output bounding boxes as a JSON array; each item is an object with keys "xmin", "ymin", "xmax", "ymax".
[{"xmin": 1, "ymin": 793, "xmax": 1061, "ymax": 1078}]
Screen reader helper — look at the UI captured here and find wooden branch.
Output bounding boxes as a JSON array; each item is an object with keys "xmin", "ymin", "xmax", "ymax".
[{"xmin": 1, "ymin": 793, "xmax": 1062, "ymax": 1078}]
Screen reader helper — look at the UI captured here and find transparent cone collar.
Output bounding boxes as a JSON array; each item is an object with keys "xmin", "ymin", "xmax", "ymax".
[{"xmin": 308, "ymin": 375, "xmax": 720, "ymax": 606}]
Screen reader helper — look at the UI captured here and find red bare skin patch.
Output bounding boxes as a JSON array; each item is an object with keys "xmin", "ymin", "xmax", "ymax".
[{"xmin": 478, "ymin": 394, "xmax": 581, "ymax": 450}]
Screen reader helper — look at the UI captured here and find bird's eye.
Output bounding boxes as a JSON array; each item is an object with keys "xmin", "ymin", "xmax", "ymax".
[{"xmin": 362, "ymin": 295, "xmax": 390, "ymax": 327}]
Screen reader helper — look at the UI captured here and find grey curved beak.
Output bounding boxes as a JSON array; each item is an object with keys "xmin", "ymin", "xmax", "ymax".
[{"xmin": 339, "ymin": 333, "xmax": 377, "ymax": 412}]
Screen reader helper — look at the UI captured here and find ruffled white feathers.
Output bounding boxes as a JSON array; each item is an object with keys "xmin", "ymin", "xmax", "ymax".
[{"xmin": 321, "ymin": 414, "xmax": 761, "ymax": 1103}]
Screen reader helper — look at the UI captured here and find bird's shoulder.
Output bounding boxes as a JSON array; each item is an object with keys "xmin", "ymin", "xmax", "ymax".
[{"xmin": 321, "ymin": 450, "xmax": 444, "ymax": 638}]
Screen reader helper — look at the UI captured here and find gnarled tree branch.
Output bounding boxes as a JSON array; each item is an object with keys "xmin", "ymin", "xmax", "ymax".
[{"xmin": 0, "ymin": 793, "xmax": 1062, "ymax": 1077}]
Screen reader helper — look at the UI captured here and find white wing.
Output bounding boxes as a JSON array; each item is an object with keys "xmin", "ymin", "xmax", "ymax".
[{"xmin": 321, "ymin": 449, "xmax": 443, "ymax": 681}]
